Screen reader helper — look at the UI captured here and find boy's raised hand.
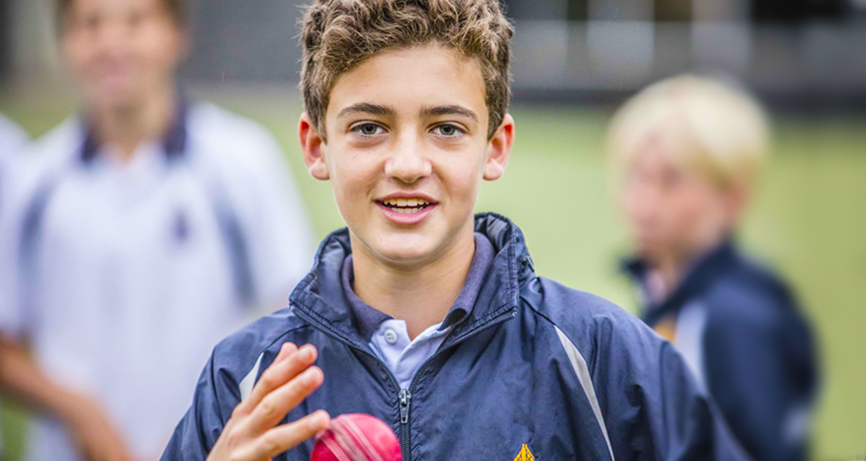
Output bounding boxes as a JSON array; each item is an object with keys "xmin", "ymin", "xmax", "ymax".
[{"xmin": 206, "ymin": 343, "xmax": 330, "ymax": 461}]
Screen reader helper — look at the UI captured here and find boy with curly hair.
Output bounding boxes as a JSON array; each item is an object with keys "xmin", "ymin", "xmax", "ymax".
[{"xmin": 162, "ymin": 2, "xmax": 746, "ymax": 460}]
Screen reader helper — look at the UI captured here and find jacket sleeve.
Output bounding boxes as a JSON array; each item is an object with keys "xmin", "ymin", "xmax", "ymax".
[
  {"xmin": 591, "ymin": 316, "xmax": 749, "ymax": 461},
  {"xmin": 703, "ymin": 308, "xmax": 817, "ymax": 461},
  {"xmin": 160, "ymin": 351, "xmax": 241, "ymax": 461}
]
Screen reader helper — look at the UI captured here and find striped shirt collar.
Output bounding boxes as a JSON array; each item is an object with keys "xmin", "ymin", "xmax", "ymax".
[{"xmin": 79, "ymin": 97, "xmax": 188, "ymax": 165}]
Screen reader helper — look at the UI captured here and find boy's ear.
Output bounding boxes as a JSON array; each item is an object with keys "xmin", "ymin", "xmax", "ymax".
[
  {"xmin": 299, "ymin": 113, "xmax": 330, "ymax": 181},
  {"xmin": 483, "ymin": 114, "xmax": 515, "ymax": 181}
]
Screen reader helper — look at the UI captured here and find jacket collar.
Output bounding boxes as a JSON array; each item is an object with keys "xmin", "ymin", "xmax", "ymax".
[
  {"xmin": 622, "ymin": 239, "xmax": 738, "ymax": 325},
  {"xmin": 290, "ymin": 213, "xmax": 534, "ymax": 348}
]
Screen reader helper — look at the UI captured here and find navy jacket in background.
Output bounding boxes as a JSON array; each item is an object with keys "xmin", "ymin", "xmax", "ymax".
[
  {"xmin": 162, "ymin": 214, "xmax": 746, "ymax": 461},
  {"xmin": 624, "ymin": 241, "xmax": 819, "ymax": 461}
]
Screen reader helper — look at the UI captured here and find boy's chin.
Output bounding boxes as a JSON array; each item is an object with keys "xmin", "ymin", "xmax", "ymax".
[
  {"xmin": 370, "ymin": 239, "xmax": 441, "ymax": 268},
  {"xmin": 355, "ymin": 226, "xmax": 452, "ymax": 269},
  {"xmin": 90, "ymin": 87, "xmax": 145, "ymax": 112},
  {"xmin": 351, "ymin": 214, "xmax": 474, "ymax": 269}
]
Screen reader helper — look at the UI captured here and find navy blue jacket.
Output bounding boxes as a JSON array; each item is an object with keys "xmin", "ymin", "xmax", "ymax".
[
  {"xmin": 624, "ymin": 241, "xmax": 819, "ymax": 461},
  {"xmin": 162, "ymin": 214, "xmax": 745, "ymax": 461}
]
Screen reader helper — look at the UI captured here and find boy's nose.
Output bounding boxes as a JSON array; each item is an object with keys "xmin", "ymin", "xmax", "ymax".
[
  {"xmin": 626, "ymin": 185, "xmax": 660, "ymax": 221},
  {"xmin": 384, "ymin": 141, "xmax": 432, "ymax": 184},
  {"xmin": 92, "ymin": 24, "xmax": 130, "ymax": 59}
]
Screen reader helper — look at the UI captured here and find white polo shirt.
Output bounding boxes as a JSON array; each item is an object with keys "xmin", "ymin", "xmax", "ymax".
[
  {"xmin": 0, "ymin": 112, "xmax": 28, "ymax": 455},
  {"xmin": 0, "ymin": 102, "xmax": 314, "ymax": 461},
  {"xmin": 0, "ymin": 113, "xmax": 28, "ymax": 154},
  {"xmin": 0, "ymin": 113, "xmax": 29, "ymax": 218}
]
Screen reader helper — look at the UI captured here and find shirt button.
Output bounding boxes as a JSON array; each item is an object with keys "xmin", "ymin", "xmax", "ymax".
[{"xmin": 383, "ymin": 329, "xmax": 398, "ymax": 345}]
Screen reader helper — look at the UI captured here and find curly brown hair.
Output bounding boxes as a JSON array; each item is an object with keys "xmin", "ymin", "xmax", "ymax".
[{"xmin": 299, "ymin": 0, "xmax": 514, "ymax": 141}]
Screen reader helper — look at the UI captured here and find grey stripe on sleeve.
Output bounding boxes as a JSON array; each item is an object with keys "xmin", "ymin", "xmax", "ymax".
[
  {"xmin": 239, "ymin": 352, "xmax": 264, "ymax": 401},
  {"xmin": 555, "ymin": 326, "xmax": 616, "ymax": 461}
]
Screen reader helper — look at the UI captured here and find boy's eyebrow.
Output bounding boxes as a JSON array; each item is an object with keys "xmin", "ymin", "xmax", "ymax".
[
  {"xmin": 336, "ymin": 103, "xmax": 394, "ymax": 119},
  {"xmin": 421, "ymin": 105, "xmax": 478, "ymax": 121}
]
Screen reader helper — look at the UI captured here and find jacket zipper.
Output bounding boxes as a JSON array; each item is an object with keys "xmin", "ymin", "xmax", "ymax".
[
  {"xmin": 398, "ymin": 388, "xmax": 412, "ymax": 457},
  {"xmin": 394, "ymin": 308, "xmax": 517, "ymax": 461},
  {"xmin": 294, "ymin": 306, "xmax": 517, "ymax": 461}
]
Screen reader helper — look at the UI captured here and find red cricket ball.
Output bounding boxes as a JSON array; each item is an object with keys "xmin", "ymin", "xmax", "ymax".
[{"xmin": 311, "ymin": 414, "xmax": 402, "ymax": 461}]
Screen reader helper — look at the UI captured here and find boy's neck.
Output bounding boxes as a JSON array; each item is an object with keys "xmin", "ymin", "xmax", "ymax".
[
  {"xmin": 647, "ymin": 236, "xmax": 727, "ymax": 300},
  {"xmin": 89, "ymin": 85, "xmax": 177, "ymax": 161},
  {"xmin": 350, "ymin": 222, "xmax": 477, "ymax": 340},
  {"xmin": 648, "ymin": 255, "xmax": 685, "ymax": 301}
]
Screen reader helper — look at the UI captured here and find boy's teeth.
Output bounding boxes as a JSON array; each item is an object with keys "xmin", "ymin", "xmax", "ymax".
[
  {"xmin": 383, "ymin": 198, "xmax": 430, "ymax": 207},
  {"xmin": 394, "ymin": 207, "xmax": 421, "ymax": 214}
]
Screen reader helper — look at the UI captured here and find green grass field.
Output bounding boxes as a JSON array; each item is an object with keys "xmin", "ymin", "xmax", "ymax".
[{"xmin": 2, "ymin": 86, "xmax": 864, "ymax": 460}]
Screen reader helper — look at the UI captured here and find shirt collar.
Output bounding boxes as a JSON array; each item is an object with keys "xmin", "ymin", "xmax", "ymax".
[
  {"xmin": 622, "ymin": 239, "xmax": 738, "ymax": 323},
  {"xmin": 79, "ymin": 97, "xmax": 189, "ymax": 165},
  {"xmin": 341, "ymin": 233, "xmax": 496, "ymax": 341}
]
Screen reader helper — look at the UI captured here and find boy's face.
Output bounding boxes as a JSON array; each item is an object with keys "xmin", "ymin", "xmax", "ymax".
[
  {"xmin": 300, "ymin": 45, "xmax": 513, "ymax": 268},
  {"xmin": 620, "ymin": 139, "xmax": 744, "ymax": 264},
  {"xmin": 61, "ymin": 0, "xmax": 186, "ymax": 112}
]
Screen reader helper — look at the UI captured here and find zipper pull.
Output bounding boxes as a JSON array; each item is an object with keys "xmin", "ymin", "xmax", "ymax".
[{"xmin": 399, "ymin": 388, "xmax": 412, "ymax": 424}]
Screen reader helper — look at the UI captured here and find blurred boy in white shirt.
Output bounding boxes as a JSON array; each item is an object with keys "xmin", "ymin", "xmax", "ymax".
[{"xmin": 0, "ymin": 0, "xmax": 314, "ymax": 460}]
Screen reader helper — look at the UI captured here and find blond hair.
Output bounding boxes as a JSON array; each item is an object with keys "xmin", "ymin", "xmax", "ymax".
[
  {"xmin": 299, "ymin": 0, "xmax": 514, "ymax": 141},
  {"xmin": 607, "ymin": 75, "xmax": 770, "ymax": 189}
]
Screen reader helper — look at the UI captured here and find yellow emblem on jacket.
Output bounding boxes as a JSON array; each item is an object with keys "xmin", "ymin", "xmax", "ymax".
[{"xmin": 513, "ymin": 444, "xmax": 535, "ymax": 461}]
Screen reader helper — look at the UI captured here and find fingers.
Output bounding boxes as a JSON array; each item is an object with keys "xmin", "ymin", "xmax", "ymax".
[
  {"xmin": 242, "ymin": 365, "xmax": 325, "ymax": 435},
  {"xmin": 272, "ymin": 342, "xmax": 298, "ymax": 365},
  {"xmin": 239, "ymin": 410, "xmax": 331, "ymax": 461},
  {"xmin": 234, "ymin": 343, "xmax": 317, "ymax": 417},
  {"xmin": 212, "ymin": 343, "xmax": 326, "ymax": 461}
]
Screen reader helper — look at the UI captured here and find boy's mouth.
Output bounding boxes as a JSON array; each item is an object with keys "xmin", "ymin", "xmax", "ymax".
[
  {"xmin": 375, "ymin": 194, "xmax": 439, "ymax": 225},
  {"xmin": 376, "ymin": 197, "xmax": 435, "ymax": 214}
]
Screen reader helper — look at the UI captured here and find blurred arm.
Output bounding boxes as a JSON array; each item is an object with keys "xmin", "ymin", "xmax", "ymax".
[
  {"xmin": 703, "ymin": 312, "xmax": 817, "ymax": 461},
  {"xmin": 0, "ymin": 335, "xmax": 133, "ymax": 461},
  {"xmin": 0, "ymin": 335, "xmax": 78, "ymax": 420}
]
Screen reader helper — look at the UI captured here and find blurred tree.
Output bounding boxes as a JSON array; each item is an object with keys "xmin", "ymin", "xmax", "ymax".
[
  {"xmin": 752, "ymin": 0, "xmax": 849, "ymax": 23},
  {"xmin": 566, "ymin": 0, "xmax": 589, "ymax": 21},
  {"xmin": 0, "ymin": 0, "xmax": 10, "ymax": 80},
  {"xmin": 503, "ymin": 0, "xmax": 568, "ymax": 20},
  {"xmin": 655, "ymin": 0, "xmax": 692, "ymax": 21}
]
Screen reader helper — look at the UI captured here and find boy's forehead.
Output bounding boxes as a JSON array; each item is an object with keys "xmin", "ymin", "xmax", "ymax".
[
  {"xmin": 71, "ymin": 0, "xmax": 163, "ymax": 16},
  {"xmin": 326, "ymin": 45, "xmax": 488, "ymax": 121}
]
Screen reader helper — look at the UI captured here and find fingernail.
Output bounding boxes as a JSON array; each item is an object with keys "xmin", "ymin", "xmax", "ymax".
[
  {"xmin": 303, "ymin": 368, "xmax": 320, "ymax": 385},
  {"xmin": 299, "ymin": 345, "xmax": 314, "ymax": 360},
  {"xmin": 311, "ymin": 411, "xmax": 329, "ymax": 427}
]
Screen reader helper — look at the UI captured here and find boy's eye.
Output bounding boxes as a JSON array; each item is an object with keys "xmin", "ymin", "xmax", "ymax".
[
  {"xmin": 660, "ymin": 169, "xmax": 683, "ymax": 189},
  {"xmin": 352, "ymin": 123, "xmax": 385, "ymax": 136},
  {"xmin": 432, "ymin": 124, "xmax": 463, "ymax": 137},
  {"xmin": 80, "ymin": 14, "xmax": 101, "ymax": 31},
  {"xmin": 128, "ymin": 11, "xmax": 145, "ymax": 28}
]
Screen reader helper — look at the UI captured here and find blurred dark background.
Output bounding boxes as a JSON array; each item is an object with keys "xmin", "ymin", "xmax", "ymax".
[{"xmin": 2, "ymin": 0, "xmax": 865, "ymax": 108}]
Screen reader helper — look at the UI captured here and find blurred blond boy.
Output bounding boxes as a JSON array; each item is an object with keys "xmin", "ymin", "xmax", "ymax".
[{"xmin": 611, "ymin": 75, "xmax": 819, "ymax": 461}]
